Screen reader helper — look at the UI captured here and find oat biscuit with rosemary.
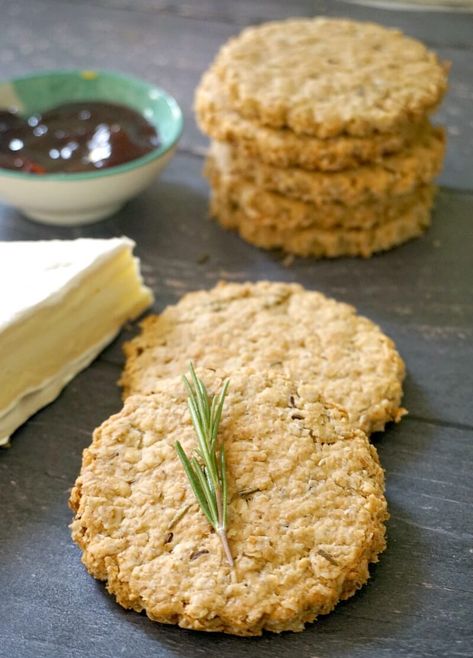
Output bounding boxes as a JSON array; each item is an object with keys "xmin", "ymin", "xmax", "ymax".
[
  {"xmin": 70, "ymin": 368, "xmax": 388, "ymax": 635},
  {"xmin": 210, "ymin": 126, "xmax": 445, "ymax": 207},
  {"xmin": 121, "ymin": 281, "xmax": 406, "ymax": 434},
  {"xmin": 195, "ymin": 68, "xmax": 427, "ymax": 171},
  {"xmin": 211, "ymin": 18, "xmax": 448, "ymax": 137},
  {"xmin": 210, "ymin": 181, "xmax": 433, "ymax": 257}
]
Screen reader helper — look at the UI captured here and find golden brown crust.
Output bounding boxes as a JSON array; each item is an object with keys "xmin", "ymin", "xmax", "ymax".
[
  {"xmin": 212, "ymin": 18, "xmax": 448, "ymax": 137},
  {"xmin": 70, "ymin": 369, "xmax": 388, "ymax": 635},
  {"xmin": 120, "ymin": 281, "xmax": 406, "ymax": 435},
  {"xmin": 210, "ymin": 125, "xmax": 445, "ymax": 207},
  {"xmin": 210, "ymin": 180, "xmax": 433, "ymax": 257},
  {"xmin": 206, "ymin": 154, "xmax": 436, "ymax": 230},
  {"xmin": 195, "ymin": 68, "xmax": 428, "ymax": 171}
]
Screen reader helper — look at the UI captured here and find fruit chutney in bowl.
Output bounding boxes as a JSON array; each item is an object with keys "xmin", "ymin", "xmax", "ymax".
[{"xmin": 0, "ymin": 69, "xmax": 183, "ymax": 225}]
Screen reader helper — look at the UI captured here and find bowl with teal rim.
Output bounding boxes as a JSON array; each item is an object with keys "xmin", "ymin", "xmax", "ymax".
[{"xmin": 0, "ymin": 69, "xmax": 183, "ymax": 225}]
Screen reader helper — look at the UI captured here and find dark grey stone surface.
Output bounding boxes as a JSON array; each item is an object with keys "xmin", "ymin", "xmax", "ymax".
[{"xmin": 0, "ymin": 2, "xmax": 472, "ymax": 657}]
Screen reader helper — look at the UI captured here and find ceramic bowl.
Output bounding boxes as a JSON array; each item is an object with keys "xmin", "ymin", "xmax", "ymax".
[{"xmin": 0, "ymin": 69, "xmax": 183, "ymax": 225}]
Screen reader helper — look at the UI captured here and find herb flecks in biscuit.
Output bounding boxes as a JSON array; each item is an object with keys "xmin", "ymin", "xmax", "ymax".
[
  {"xmin": 195, "ymin": 68, "xmax": 427, "ymax": 172},
  {"xmin": 210, "ymin": 128, "xmax": 445, "ymax": 208},
  {"xmin": 195, "ymin": 18, "xmax": 448, "ymax": 257},
  {"xmin": 210, "ymin": 182, "xmax": 433, "ymax": 258},
  {"xmin": 206, "ymin": 154, "xmax": 436, "ymax": 231},
  {"xmin": 70, "ymin": 369, "xmax": 388, "ymax": 635},
  {"xmin": 212, "ymin": 18, "xmax": 448, "ymax": 138},
  {"xmin": 121, "ymin": 281, "xmax": 406, "ymax": 435}
]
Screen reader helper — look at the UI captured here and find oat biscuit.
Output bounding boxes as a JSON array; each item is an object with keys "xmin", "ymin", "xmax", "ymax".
[
  {"xmin": 121, "ymin": 282, "xmax": 406, "ymax": 434},
  {"xmin": 206, "ymin": 155, "xmax": 435, "ymax": 231},
  {"xmin": 211, "ymin": 183, "xmax": 432, "ymax": 257},
  {"xmin": 196, "ymin": 69, "xmax": 426, "ymax": 171},
  {"xmin": 212, "ymin": 18, "xmax": 448, "ymax": 138},
  {"xmin": 70, "ymin": 369, "xmax": 388, "ymax": 635},
  {"xmin": 210, "ymin": 126, "xmax": 445, "ymax": 207}
]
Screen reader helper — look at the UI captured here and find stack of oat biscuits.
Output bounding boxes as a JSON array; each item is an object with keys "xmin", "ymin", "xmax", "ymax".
[{"xmin": 195, "ymin": 18, "xmax": 449, "ymax": 258}]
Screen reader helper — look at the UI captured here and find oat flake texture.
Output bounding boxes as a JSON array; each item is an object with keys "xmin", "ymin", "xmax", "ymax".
[
  {"xmin": 213, "ymin": 18, "xmax": 449, "ymax": 137},
  {"xmin": 205, "ymin": 154, "xmax": 436, "ymax": 231},
  {"xmin": 209, "ymin": 126, "xmax": 445, "ymax": 208},
  {"xmin": 70, "ymin": 369, "xmax": 388, "ymax": 635},
  {"xmin": 121, "ymin": 281, "xmax": 406, "ymax": 434},
  {"xmin": 195, "ymin": 69, "xmax": 426, "ymax": 171},
  {"xmin": 210, "ymin": 183, "xmax": 433, "ymax": 258}
]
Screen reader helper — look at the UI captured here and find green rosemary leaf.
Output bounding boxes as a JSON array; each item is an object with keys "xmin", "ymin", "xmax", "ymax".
[
  {"xmin": 187, "ymin": 397, "xmax": 207, "ymax": 452},
  {"xmin": 189, "ymin": 363, "xmax": 210, "ymax": 430},
  {"xmin": 191, "ymin": 457, "xmax": 218, "ymax": 525},
  {"xmin": 220, "ymin": 445, "xmax": 228, "ymax": 528},
  {"xmin": 176, "ymin": 364, "xmax": 233, "ymax": 567},
  {"xmin": 211, "ymin": 380, "xmax": 229, "ymax": 447},
  {"xmin": 175, "ymin": 441, "xmax": 213, "ymax": 526}
]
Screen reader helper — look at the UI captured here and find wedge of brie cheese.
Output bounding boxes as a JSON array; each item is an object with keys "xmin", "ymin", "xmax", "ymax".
[{"xmin": 0, "ymin": 237, "xmax": 153, "ymax": 445}]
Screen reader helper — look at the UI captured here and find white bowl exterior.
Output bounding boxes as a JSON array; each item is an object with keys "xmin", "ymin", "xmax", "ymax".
[{"xmin": 0, "ymin": 147, "xmax": 176, "ymax": 225}]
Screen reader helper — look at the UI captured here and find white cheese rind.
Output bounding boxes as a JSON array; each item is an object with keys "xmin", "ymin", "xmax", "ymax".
[
  {"xmin": 0, "ymin": 237, "xmax": 153, "ymax": 444},
  {"xmin": 0, "ymin": 237, "xmax": 135, "ymax": 332}
]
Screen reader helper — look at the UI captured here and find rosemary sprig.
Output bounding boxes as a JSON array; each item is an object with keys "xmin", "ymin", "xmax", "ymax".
[{"xmin": 175, "ymin": 364, "xmax": 233, "ymax": 567}]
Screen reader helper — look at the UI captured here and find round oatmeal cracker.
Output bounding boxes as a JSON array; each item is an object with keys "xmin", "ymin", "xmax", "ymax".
[
  {"xmin": 121, "ymin": 281, "xmax": 406, "ymax": 434},
  {"xmin": 70, "ymin": 369, "xmax": 388, "ymax": 636},
  {"xmin": 213, "ymin": 18, "xmax": 448, "ymax": 138}
]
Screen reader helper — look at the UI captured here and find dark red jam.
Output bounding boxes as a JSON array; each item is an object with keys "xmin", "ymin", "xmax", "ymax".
[{"xmin": 0, "ymin": 101, "xmax": 160, "ymax": 174}]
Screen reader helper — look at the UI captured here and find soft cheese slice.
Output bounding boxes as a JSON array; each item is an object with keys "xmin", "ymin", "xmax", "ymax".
[{"xmin": 0, "ymin": 237, "xmax": 153, "ymax": 445}]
